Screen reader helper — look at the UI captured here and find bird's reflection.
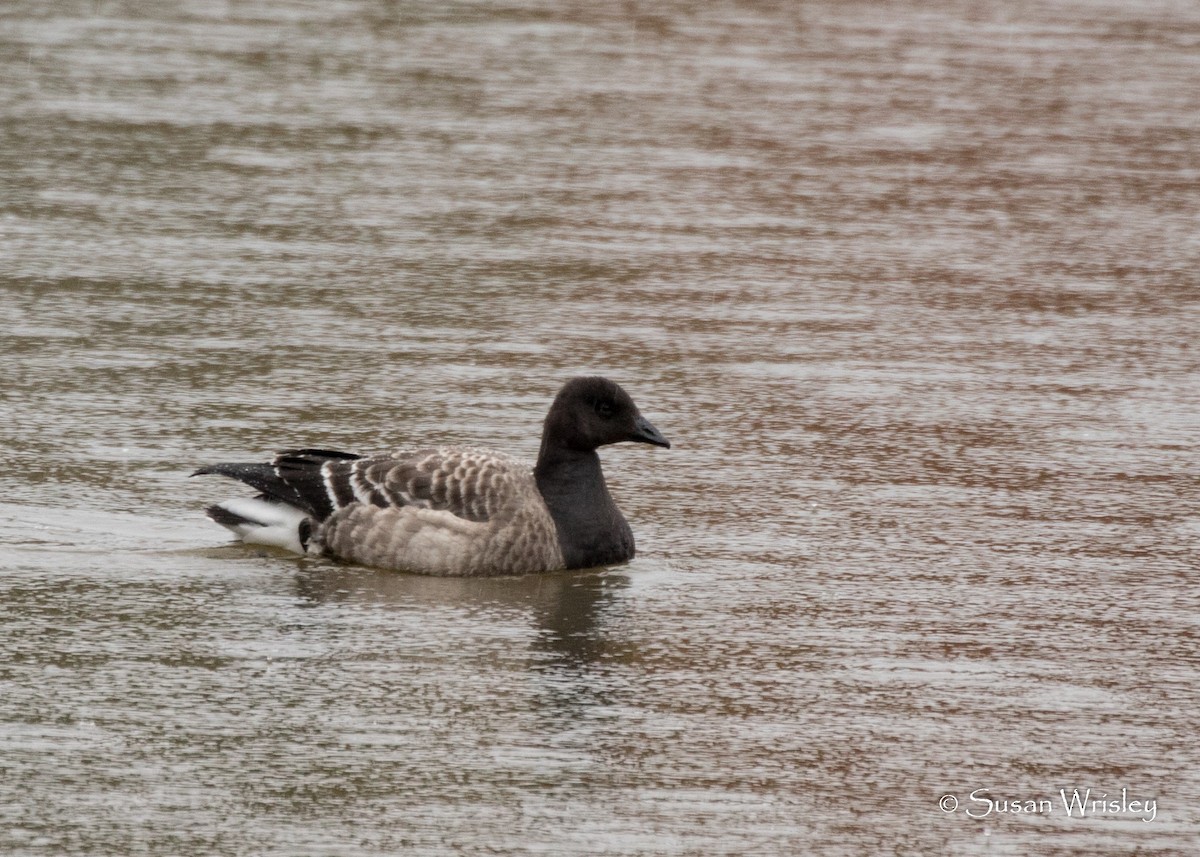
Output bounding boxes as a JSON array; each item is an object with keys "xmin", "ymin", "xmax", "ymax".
[{"xmin": 290, "ymin": 559, "xmax": 630, "ymax": 674}]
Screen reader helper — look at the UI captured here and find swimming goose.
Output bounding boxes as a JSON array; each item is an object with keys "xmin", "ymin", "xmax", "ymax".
[{"xmin": 193, "ymin": 376, "xmax": 670, "ymax": 576}]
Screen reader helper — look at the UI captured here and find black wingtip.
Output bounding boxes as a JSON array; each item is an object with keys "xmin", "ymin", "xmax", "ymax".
[
  {"xmin": 205, "ymin": 503, "xmax": 250, "ymax": 527},
  {"xmin": 193, "ymin": 462, "xmax": 263, "ymax": 479},
  {"xmin": 190, "ymin": 457, "xmax": 339, "ymax": 520}
]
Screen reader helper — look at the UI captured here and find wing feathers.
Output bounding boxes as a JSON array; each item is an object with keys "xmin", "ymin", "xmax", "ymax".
[
  {"xmin": 198, "ymin": 445, "xmax": 561, "ymax": 575},
  {"xmin": 202, "ymin": 447, "xmax": 520, "ymax": 525},
  {"xmin": 194, "ymin": 449, "xmax": 364, "ymax": 520},
  {"xmin": 327, "ymin": 448, "xmax": 508, "ymax": 523}
]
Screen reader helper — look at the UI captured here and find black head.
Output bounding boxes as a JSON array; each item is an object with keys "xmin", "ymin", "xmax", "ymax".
[{"xmin": 542, "ymin": 376, "xmax": 671, "ymax": 453}]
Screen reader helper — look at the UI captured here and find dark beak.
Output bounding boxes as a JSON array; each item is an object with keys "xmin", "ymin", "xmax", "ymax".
[{"xmin": 630, "ymin": 415, "xmax": 671, "ymax": 449}]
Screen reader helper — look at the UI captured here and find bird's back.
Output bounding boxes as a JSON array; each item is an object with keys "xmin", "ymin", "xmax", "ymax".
[{"xmin": 313, "ymin": 446, "xmax": 565, "ymax": 576}]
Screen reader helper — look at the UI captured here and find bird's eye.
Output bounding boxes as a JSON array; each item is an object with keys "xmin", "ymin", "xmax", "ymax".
[{"xmin": 594, "ymin": 400, "xmax": 615, "ymax": 419}]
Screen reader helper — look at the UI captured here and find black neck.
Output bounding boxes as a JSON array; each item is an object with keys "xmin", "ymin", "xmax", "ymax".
[{"xmin": 535, "ymin": 443, "xmax": 635, "ymax": 569}]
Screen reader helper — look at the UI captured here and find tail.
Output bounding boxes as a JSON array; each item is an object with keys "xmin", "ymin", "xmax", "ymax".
[
  {"xmin": 203, "ymin": 497, "xmax": 312, "ymax": 554},
  {"xmin": 193, "ymin": 448, "xmax": 363, "ymax": 553}
]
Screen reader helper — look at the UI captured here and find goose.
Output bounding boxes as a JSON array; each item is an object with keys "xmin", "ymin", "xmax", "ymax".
[{"xmin": 193, "ymin": 376, "xmax": 670, "ymax": 576}]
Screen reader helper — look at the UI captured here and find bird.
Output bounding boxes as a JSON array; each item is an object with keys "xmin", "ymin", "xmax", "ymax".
[{"xmin": 193, "ymin": 376, "xmax": 670, "ymax": 576}]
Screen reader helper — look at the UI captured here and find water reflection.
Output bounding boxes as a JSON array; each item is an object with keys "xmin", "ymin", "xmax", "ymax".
[{"xmin": 292, "ymin": 562, "xmax": 630, "ymax": 671}]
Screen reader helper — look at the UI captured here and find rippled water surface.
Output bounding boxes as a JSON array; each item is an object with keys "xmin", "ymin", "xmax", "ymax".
[{"xmin": 2, "ymin": 1, "xmax": 1198, "ymax": 854}]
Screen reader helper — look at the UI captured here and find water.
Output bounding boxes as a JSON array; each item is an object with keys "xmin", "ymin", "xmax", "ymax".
[{"xmin": 2, "ymin": 1, "xmax": 1198, "ymax": 854}]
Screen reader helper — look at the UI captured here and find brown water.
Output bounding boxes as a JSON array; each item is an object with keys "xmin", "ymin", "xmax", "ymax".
[{"xmin": 2, "ymin": 1, "xmax": 1198, "ymax": 855}]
